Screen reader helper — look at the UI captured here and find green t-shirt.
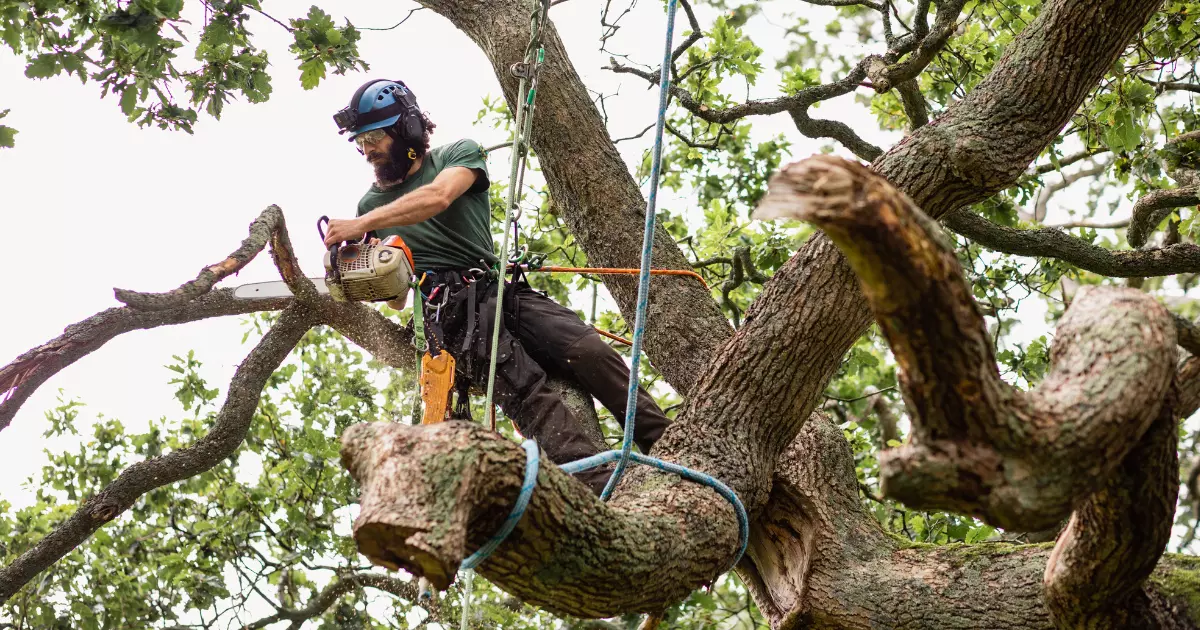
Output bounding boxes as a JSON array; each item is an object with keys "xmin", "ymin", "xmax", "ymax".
[{"xmin": 357, "ymin": 139, "xmax": 498, "ymax": 271}]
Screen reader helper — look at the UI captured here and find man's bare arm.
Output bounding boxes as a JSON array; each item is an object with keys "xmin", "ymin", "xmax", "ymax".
[{"xmin": 322, "ymin": 166, "xmax": 479, "ymax": 245}]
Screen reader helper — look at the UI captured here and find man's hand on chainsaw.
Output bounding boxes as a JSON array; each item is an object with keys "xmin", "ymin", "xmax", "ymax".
[{"xmin": 322, "ymin": 217, "xmax": 369, "ymax": 246}]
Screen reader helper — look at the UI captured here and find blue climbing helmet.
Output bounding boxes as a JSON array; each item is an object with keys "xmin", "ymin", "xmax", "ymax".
[{"xmin": 332, "ymin": 79, "xmax": 425, "ymax": 144}]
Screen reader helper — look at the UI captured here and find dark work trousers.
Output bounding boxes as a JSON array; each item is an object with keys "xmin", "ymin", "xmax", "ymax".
[{"xmin": 421, "ymin": 270, "xmax": 671, "ymax": 495}]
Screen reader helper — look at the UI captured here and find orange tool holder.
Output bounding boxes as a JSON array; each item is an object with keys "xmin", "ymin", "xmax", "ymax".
[{"xmin": 419, "ymin": 351, "xmax": 456, "ymax": 425}]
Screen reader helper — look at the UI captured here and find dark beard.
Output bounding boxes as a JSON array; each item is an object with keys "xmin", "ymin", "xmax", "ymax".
[{"xmin": 370, "ymin": 140, "xmax": 415, "ymax": 185}]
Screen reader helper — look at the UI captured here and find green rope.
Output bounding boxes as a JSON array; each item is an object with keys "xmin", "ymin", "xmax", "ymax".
[
  {"xmin": 461, "ymin": 1, "xmax": 549, "ymax": 624},
  {"xmin": 482, "ymin": 0, "xmax": 547, "ymax": 448}
]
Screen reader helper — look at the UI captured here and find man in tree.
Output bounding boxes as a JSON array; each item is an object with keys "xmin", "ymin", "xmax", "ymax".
[{"xmin": 320, "ymin": 78, "xmax": 670, "ymax": 495}]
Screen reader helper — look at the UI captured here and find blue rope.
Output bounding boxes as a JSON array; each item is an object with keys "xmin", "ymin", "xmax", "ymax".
[
  {"xmin": 562, "ymin": 451, "xmax": 748, "ymax": 574},
  {"xmin": 585, "ymin": 0, "xmax": 748, "ymax": 576},
  {"xmin": 601, "ymin": 0, "xmax": 679, "ymax": 501},
  {"xmin": 461, "ymin": 439, "xmax": 541, "ymax": 570},
  {"xmin": 460, "ymin": 0, "xmax": 747, "ymax": 590}
]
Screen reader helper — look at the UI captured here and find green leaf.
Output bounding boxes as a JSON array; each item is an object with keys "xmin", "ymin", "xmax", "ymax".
[
  {"xmin": 0, "ymin": 125, "xmax": 16, "ymax": 148},
  {"xmin": 25, "ymin": 54, "xmax": 58, "ymax": 79},
  {"xmin": 966, "ymin": 525, "xmax": 996, "ymax": 544},
  {"xmin": 119, "ymin": 87, "xmax": 138, "ymax": 116},
  {"xmin": 298, "ymin": 58, "xmax": 326, "ymax": 90},
  {"xmin": 325, "ymin": 28, "xmax": 343, "ymax": 46}
]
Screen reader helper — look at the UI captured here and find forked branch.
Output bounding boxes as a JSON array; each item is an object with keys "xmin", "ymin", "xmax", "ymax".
[
  {"xmin": 0, "ymin": 206, "xmax": 417, "ymax": 604},
  {"xmin": 755, "ymin": 155, "xmax": 1175, "ymax": 531},
  {"xmin": 754, "ymin": 155, "xmax": 1179, "ymax": 625},
  {"xmin": 114, "ymin": 205, "xmax": 301, "ymax": 310}
]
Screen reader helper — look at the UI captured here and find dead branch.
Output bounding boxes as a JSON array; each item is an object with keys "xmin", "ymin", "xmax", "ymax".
[{"xmin": 114, "ymin": 205, "xmax": 290, "ymax": 310}]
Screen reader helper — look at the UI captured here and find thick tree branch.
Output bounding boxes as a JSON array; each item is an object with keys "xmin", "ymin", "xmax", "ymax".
[
  {"xmin": 0, "ymin": 289, "xmax": 291, "ymax": 433},
  {"xmin": 1044, "ymin": 392, "xmax": 1180, "ymax": 628},
  {"xmin": 0, "ymin": 304, "xmax": 318, "ymax": 604},
  {"xmin": 340, "ymin": 421, "xmax": 741, "ymax": 618},
  {"xmin": 756, "ymin": 155, "xmax": 1176, "ymax": 534},
  {"xmin": 942, "ymin": 208, "xmax": 1200, "ymax": 278},
  {"xmin": 742, "ymin": 413, "xmax": 1197, "ymax": 628}
]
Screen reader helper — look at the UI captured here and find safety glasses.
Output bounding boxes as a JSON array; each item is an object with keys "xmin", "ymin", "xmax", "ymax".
[{"xmin": 353, "ymin": 128, "xmax": 389, "ymax": 150}]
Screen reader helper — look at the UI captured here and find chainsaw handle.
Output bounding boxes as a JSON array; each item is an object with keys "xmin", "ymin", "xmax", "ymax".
[
  {"xmin": 317, "ymin": 215, "xmax": 331, "ymax": 242},
  {"xmin": 317, "ymin": 216, "xmax": 344, "ymax": 285},
  {"xmin": 317, "ymin": 214, "xmax": 372, "ymax": 246}
]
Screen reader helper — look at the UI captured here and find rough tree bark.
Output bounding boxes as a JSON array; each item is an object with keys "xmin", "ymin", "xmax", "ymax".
[
  {"xmin": 754, "ymin": 155, "xmax": 1183, "ymax": 628},
  {"xmin": 333, "ymin": 0, "xmax": 1186, "ymax": 627}
]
